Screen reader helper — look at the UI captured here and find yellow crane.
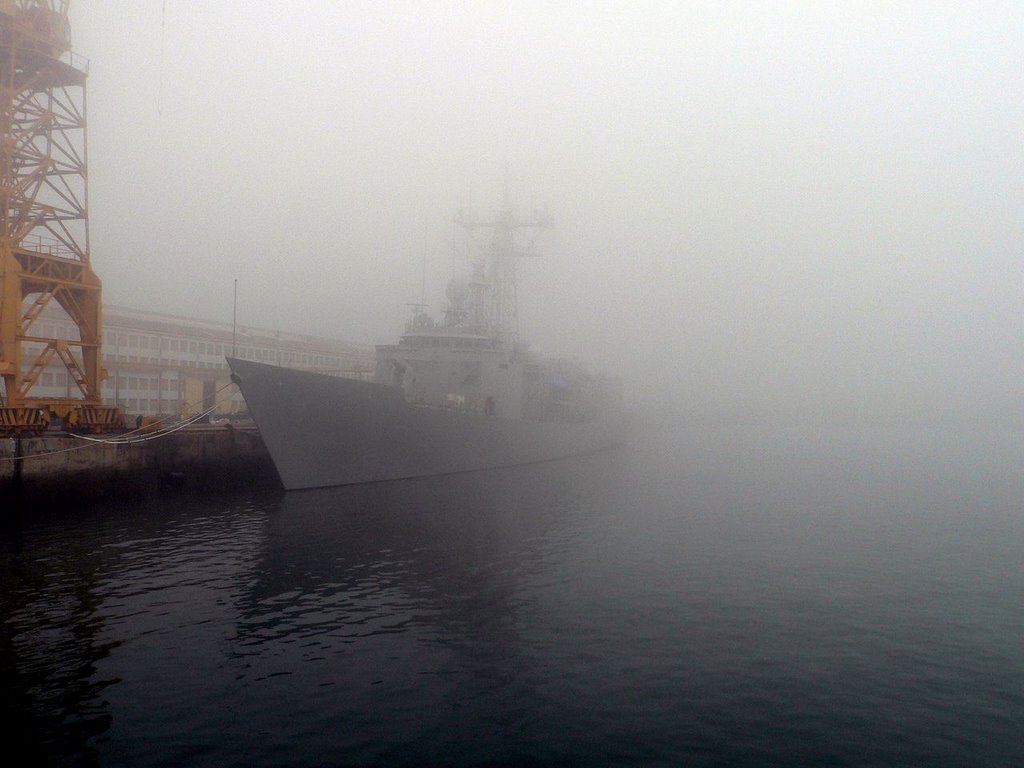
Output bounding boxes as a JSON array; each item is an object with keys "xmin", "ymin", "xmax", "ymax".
[{"xmin": 0, "ymin": 0, "xmax": 122, "ymax": 433}]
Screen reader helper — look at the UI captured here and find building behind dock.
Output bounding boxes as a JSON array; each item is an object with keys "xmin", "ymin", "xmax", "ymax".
[{"xmin": 25, "ymin": 304, "xmax": 375, "ymax": 419}]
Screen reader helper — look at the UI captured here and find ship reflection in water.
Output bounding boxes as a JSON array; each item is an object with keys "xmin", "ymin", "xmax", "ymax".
[
  {"xmin": 2, "ymin": 424, "xmax": 1023, "ymax": 766},
  {"xmin": 2, "ymin": 447, "xmax": 624, "ymax": 766}
]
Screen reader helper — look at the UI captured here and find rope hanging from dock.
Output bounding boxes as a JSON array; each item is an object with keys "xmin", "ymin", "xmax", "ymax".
[{"xmin": 1, "ymin": 381, "xmax": 239, "ymax": 463}]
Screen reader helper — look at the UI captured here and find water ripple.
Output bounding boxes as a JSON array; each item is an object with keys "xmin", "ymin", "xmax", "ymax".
[{"xmin": 2, "ymin": 431, "xmax": 1023, "ymax": 766}]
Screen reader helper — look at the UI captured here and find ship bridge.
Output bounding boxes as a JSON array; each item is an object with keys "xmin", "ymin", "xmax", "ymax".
[{"xmin": 395, "ymin": 332, "xmax": 501, "ymax": 352}]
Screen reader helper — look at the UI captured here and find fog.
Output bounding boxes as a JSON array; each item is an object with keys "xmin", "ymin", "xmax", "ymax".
[{"xmin": 70, "ymin": 1, "xmax": 1023, "ymax": 425}]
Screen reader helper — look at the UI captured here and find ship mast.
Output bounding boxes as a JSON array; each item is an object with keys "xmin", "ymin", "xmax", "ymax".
[{"xmin": 454, "ymin": 186, "xmax": 550, "ymax": 346}]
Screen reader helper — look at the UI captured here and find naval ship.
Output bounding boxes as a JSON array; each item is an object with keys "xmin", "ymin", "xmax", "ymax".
[{"xmin": 228, "ymin": 199, "xmax": 625, "ymax": 490}]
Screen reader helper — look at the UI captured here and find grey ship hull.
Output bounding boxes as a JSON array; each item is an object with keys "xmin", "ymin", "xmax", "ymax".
[{"xmin": 228, "ymin": 358, "xmax": 625, "ymax": 490}]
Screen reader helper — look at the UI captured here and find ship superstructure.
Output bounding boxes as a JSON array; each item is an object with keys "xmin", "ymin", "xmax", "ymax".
[{"xmin": 374, "ymin": 196, "xmax": 615, "ymax": 422}]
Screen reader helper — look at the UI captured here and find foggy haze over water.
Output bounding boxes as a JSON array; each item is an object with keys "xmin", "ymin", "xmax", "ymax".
[{"xmin": 70, "ymin": 2, "xmax": 1023, "ymax": 424}]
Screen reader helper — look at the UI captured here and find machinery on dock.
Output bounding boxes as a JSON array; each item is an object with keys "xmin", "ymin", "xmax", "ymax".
[{"xmin": 0, "ymin": 1, "xmax": 123, "ymax": 435}]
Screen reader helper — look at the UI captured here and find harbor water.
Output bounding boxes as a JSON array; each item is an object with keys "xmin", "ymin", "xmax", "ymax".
[{"xmin": 2, "ymin": 422, "xmax": 1022, "ymax": 766}]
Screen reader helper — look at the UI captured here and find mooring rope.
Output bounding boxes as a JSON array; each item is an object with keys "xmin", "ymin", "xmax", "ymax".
[
  {"xmin": 69, "ymin": 380, "xmax": 238, "ymax": 445},
  {"xmin": 0, "ymin": 380, "xmax": 240, "ymax": 463}
]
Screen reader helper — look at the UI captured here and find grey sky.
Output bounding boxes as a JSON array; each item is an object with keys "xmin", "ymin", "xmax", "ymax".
[{"xmin": 70, "ymin": 1, "xmax": 1023, "ymax": 423}]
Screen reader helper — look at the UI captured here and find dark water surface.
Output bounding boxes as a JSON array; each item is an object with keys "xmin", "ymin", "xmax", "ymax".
[{"xmin": 2, "ymin": 424, "xmax": 1022, "ymax": 767}]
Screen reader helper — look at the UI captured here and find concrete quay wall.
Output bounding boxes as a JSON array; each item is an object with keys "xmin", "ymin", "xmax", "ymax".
[{"xmin": 1, "ymin": 426, "xmax": 280, "ymax": 505}]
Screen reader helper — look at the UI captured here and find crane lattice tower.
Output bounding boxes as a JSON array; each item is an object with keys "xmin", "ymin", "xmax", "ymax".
[{"xmin": 0, "ymin": 0, "xmax": 118, "ymax": 431}]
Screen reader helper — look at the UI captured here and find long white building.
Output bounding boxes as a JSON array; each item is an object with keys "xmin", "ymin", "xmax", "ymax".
[{"xmin": 24, "ymin": 305, "xmax": 375, "ymax": 418}]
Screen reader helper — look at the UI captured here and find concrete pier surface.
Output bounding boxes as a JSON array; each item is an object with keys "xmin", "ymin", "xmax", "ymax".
[{"xmin": 1, "ymin": 425, "xmax": 281, "ymax": 506}]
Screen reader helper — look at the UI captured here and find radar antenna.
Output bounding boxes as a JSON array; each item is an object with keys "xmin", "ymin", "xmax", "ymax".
[{"xmin": 454, "ymin": 190, "xmax": 551, "ymax": 346}]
